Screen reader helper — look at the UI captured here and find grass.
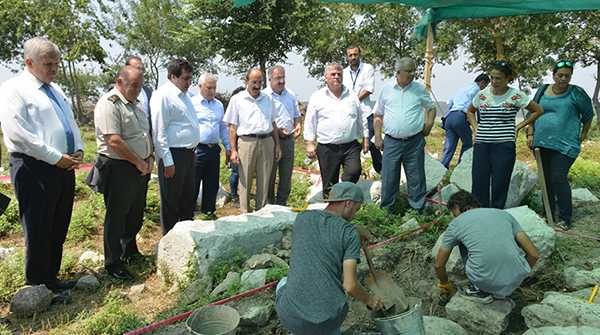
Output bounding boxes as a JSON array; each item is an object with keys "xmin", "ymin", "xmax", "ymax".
[
  {"xmin": 66, "ymin": 192, "xmax": 104, "ymax": 243},
  {"xmin": 0, "ymin": 251, "xmax": 25, "ymax": 304},
  {"xmin": 207, "ymin": 250, "xmax": 247, "ymax": 285}
]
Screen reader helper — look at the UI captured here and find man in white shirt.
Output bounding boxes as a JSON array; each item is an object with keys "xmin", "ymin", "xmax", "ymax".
[
  {"xmin": 151, "ymin": 59, "xmax": 201, "ymax": 234},
  {"xmin": 304, "ymin": 63, "xmax": 369, "ymax": 198},
  {"xmin": 0, "ymin": 37, "xmax": 84, "ymax": 292},
  {"xmin": 224, "ymin": 68, "xmax": 282, "ymax": 213},
  {"xmin": 343, "ymin": 46, "xmax": 381, "ymax": 174},
  {"xmin": 189, "ymin": 73, "xmax": 230, "ymax": 219},
  {"xmin": 264, "ymin": 65, "xmax": 301, "ymax": 206}
]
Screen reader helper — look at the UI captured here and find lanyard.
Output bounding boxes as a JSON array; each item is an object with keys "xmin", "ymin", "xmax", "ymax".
[{"xmin": 350, "ymin": 66, "xmax": 360, "ymax": 90}]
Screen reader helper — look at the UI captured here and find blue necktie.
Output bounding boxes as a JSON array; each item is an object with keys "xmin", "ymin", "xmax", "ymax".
[{"xmin": 41, "ymin": 84, "xmax": 75, "ymax": 153}]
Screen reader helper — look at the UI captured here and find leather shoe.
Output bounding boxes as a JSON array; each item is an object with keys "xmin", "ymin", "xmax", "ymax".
[
  {"xmin": 106, "ymin": 266, "xmax": 133, "ymax": 280},
  {"xmin": 51, "ymin": 290, "xmax": 72, "ymax": 305},
  {"xmin": 46, "ymin": 279, "xmax": 77, "ymax": 292},
  {"xmin": 121, "ymin": 251, "xmax": 143, "ymax": 265}
]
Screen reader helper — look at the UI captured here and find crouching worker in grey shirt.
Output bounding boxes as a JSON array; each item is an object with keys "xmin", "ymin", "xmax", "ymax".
[
  {"xmin": 435, "ymin": 190, "xmax": 540, "ymax": 304},
  {"xmin": 276, "ymin": 182, "xmax": 384, "ymax": 334}
]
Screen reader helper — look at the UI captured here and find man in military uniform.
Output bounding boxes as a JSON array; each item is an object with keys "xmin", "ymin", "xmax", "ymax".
[{"xmin": 94, "ymin": 66, "xmax": 153, "ymax": 280}]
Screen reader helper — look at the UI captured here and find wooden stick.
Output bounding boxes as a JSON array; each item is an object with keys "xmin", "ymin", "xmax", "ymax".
[
  {"xmin": 534, "ymin": 148, "xmax": 554, "ymax": 225},
  {"xmin": 588, "ymin": 285, "xmax": 599, "ymax": 304},
  {"xmin": 423, "ymin": 23, "xmax": 434, "ymax": 92}
]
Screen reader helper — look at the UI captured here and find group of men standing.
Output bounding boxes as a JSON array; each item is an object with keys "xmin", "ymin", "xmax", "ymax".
[{"xmin": 0, "ymin": 37, "xmax": 437, "ymax": 288}]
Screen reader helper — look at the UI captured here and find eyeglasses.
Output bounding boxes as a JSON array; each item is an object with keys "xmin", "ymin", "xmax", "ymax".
[{"xmin": 555, "ymin": 60, "xmax": 573, "ymax": 69}]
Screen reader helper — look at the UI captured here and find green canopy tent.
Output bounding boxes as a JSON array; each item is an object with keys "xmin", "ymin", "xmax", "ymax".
[{"xmin": 233, "ymin": 0, "xmax": 600, "ymax": 88}]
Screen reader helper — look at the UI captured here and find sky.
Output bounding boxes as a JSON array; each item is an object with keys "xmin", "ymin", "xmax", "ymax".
[{"xmin": 1, "ymin": 51, "xmax": 597, "ymax": 103}]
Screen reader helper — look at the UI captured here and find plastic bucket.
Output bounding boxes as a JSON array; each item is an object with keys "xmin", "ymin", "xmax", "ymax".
[
  {"xmin": 186, "ymin": 305, "xmax": 240, "ymax": 335},
  {"xmin": 374, "ymin": 303, "xmax": 425, "ymax": 335}
]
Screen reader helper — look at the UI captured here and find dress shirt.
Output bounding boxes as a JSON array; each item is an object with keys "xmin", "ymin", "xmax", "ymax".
[
  {"xmin": 136, "ymin": 87, "xmax": 149, "ymax": 117},
  {"xmin": 373, "ymin": 81, "xmax": 434, "ymax": 139},
  {"xmin": 150, "ymin": 80, "xmax": 201, "ymax": 167},
  {"xmin": 0, "ymin": 69, "xmax": 83, "ymax": 164},
  {"xmin": 263, "ymin": 87, "xmax": 300, "ymax": 134},
  {"xmin": 189, "ymin": 92, "xmax": 231, "ymax": 150},
  {"xmin": 343, "ymin": 62, "xmax": 375, "ymax": 116},
  {"xmin": 445, "ymin": 82, "xmax": 480, "ymax": 117},
  {"xmin": 304, "ymin": 85, "xmax": 369, "ymax": 144},
  {"xmin": 223, "ymin": 90, "xmax": 279, "ymax": 136}
]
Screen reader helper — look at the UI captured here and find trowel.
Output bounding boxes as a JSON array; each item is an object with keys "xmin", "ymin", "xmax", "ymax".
[{"xmin": 362, "ymin": 244, "xmax": 409, "ymax": 315}]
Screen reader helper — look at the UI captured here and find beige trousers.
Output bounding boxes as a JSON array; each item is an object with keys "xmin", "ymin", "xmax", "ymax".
[{"xmin": 238, "ymin": 136, "xmax": 274, "ymax": 213}]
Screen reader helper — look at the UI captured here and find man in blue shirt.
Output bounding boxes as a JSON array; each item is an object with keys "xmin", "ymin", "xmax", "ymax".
[
  {"xmin": 190, "ymin": 73, "xmax": 231, "ymax": 219},
  {"xmin": 441, "ymin": 74, "xmax": 489, "ymax": 168},
  {"xmin": 373, "ymin": 57, "xmax": 436, "ymax": 211}
]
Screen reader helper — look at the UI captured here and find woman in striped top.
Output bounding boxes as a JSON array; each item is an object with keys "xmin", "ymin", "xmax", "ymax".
[{"xmin": 466, "ymin": 61, "xmax": 543, "ymax": 209}]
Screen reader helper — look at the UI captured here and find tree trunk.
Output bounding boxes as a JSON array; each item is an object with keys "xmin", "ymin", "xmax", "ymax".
[
  {"xmin": 593, "ymin": 60, "xmax": 600, "ymax": 126},
  {"xmin": 259, "ymin": 58, "xmax": 267, "ymax": 89},
  {"xmin": 67, "ymin": 61, "xmax": 83, "ymax": 123},
  {"xmin": 62, "ymin": 60, "xmax": 77, "ymax": 113}
]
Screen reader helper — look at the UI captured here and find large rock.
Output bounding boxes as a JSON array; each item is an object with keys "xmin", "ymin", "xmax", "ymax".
[
  {"xmin": 423, "ymin": 316, "xmax": 468, "ymax": 335},
  {"xmin": 505, "ymin": 206, "xmax": 556, "ymax": 271},
  {"xmin": 522, "ymin": 292, "xmax": 600, "ymax": 328},
  {"xmin": 307, "ymin": 153, "xmax": 446, "ymax": 204},
  {"xmin": 445, "ymin": 294, "xmax": 514, "ymax": 335},
  {"xmin": 157, "ymin": 205, "xmax": 296, "ymax": 284},
  {"xmin": 572, "ymin": 188, "xmax": 599, "ymax": 203},
  {"xmin": 10, "ymin": 285, "xmax": 53, "ymax": 317},
  {"xmin": 439, "ymin": 183, "xmax": 461, "ymax": 203},
  {"xmin": 240, "ymin": 269, "xmax": 267, "ymax": 291},
  {"xmin": 78, "ymin": 250, "xmax": 104, "ymax": 265},
  {"xmin": 244, "ymin": 253, "xmax": 288, "ymax": 270},
  {"xmin": 449, "ymin": 148, "xmax": 537, "ymax": 208},
  {"xmin": 523, "ymin": 326, "xmax": 600, "ymax": 334},
  {"xmin": 563, "ymin": 267, "xmax": 600, "ymax": 290}
]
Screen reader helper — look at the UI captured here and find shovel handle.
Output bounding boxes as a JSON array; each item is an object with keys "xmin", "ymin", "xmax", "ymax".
[{"xmin": 361, "ymin": 244, "xmax": 378, "ymax": 284}]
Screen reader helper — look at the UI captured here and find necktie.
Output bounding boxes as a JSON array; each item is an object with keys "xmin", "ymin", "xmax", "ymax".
[{"xmin": 41, "ymin": 84, "xmax": 75, "ymax": 153}]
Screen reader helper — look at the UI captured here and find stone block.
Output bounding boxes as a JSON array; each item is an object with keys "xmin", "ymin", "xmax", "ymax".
[
  {"xmin": 505, "ymin": 206, "xmax": 556, "ymax": 271},
  {"xmin": 522, "ymin": 292, "xmax": 600, "ymax": 328},
  {"xmin": 523, "ymin": 326, "xmax": 600, "ymax": 335},
  {"xmin": 423, "ymin": 316, "xmax": 468, "ymax": 335},
  {"xmin": 210, "ymin": 272, "xmax": 240, "ymax": 298},
  {"xmin": 74, "ymin": 275, "xmax": 100, "ymax": 291},
  {"xmin": 237, "ymin": 299, "xmax": 274, "ymax": 327},
  {"xmin": 563, "ymin": 267, "xmax": 600, "ymax": 290},
  {"xmin": 10, "ymin": 285, "xmax": 53, "ymax": 317},
  {"xmin": 244, "ymin": 253, "xmax": 288, "ymax": 270},
  {"xmin": 445, "ymin": 294, "xmax": 514, "ymax": 335},
  {"xmin": 156, "ymin": 205, "xmax": 296, "ymax": 285},
  {"xmin": 240, "ymin": 269, "xmax": 267, "ymax": 291},
  {"xmin": 572, "ymin": 188, "xmax": 599, "ymax": 203}
]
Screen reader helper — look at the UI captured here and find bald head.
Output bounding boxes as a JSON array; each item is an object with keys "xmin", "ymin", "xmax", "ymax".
[{"xmin": 116, "ymin": 66, "xmax": 144, "ymax": 103}]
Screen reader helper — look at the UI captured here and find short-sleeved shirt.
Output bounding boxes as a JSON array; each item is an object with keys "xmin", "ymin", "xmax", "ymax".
[
  {"xmin": 276, "ymin": 210, "xmax": 361, "ymax": 324},
  {"xmin": 343, "ymin": 62, "xmax": 375, "ymax": 116},
  {"xmin": 94, "ymin": 88, "xmax": 152, "ymax": 160},
  {"xmin": 445, "ymin": 82, "xmax": 480, "ymax": 117},
  {"xmin": 223, "ymin": 90, "xmax": 279, "ymax": 136},
  {"xmin": 373, "ymin": 81, "xmax": 434, "ymax": 139},
  {"xmin": 533, "ymin": 85, "xmax": 594, "ymax": 158},
  {"xmin": 471, "ymin": 87, "xmax": 531, "ymax": 143},
  {"xmin": 303, "ymin": 86, "xmax": 369, "ymax": 144},
  {"xmin": 441, "ymin": 208, "xmax": 531, "ymax": 297}
]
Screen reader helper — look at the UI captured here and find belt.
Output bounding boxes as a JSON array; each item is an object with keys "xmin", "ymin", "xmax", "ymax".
[
  {"xmin": 279, "ymin": 133, "xmax": 293, "ymax": 140},
  {"xmin": 318, "ymin": 140, "xmax": 357, "ymax": 148},
  {"xmin": 170, "ymin": 147, "xmax": 195, "ymax": 152},
  {"xmin": 385, "ymin": 133, "xmax": 420, "ymax": 141},
  {"xmin": 198, "ymin": 143, "xmax": 218, "ymax": 148},
  {"xmin": 241, "ymin": 133, "xmax": 271, "ymax": 139}
]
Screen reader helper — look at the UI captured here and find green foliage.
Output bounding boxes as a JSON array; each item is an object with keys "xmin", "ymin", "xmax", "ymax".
[
  {"xmin": 287, "ymin": 174, "xmax": 310, "ymax": 209},
  {"xmin": 64, "ymin": 292, "xmax": 145, "ymax": 335},
  {"xmin": 67, "ymin": 193, "xmax": 104, "ymax": 243},
  {"xmin": 207, "ymin": 250, "xmax": 247, "ymax": 284},
  {"xmin": 0, "ymin": 251, "xmax": 25, "ymax": 304},
  {"xmin": 0, "ymin": 323, "xmax": 11, "ymax": 335},
  {"xmin": 144, "ymin": 180, "xmax": 160, "ymax": 224},
  {"xmin": 74, "ymin": 171, "xmax": 93, "ymax": 200},
  {"xmin": 0, "ymin": 196, "xmax": 21, "ymax": 237},
  {"xmin": 266, "ymin": 265, "xmax": 288, "ymax": 283},
  {"xmin": 569, "ymin": 157, "xmax": 600, "ymax": 192},
  {"xmin": 352, "ymin": 203, "xmax": 404, "ymax": 238}
]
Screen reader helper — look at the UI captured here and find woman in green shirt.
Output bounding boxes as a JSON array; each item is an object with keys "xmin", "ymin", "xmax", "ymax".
[{"xmin": 527, "ymin": 60, "xmax": 594, "ymax": 230}]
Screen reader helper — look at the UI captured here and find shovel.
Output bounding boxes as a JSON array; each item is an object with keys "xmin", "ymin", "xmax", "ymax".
[
  {"xmin": 362, "ymin": 244, "xmax": 408, "ymax": 314},
  {"xmin": 533, "ymin": 148, "xmax": 554, "ymax": 225}
]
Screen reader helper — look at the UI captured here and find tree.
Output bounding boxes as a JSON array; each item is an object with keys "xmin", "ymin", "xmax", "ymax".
[
  {"xmin": 561, "ymin": 11, "xmax": 600, "ymax": 123},
  {"xmin": 181, "ymin": 0, "xmax": 319, "ymax": 86}
]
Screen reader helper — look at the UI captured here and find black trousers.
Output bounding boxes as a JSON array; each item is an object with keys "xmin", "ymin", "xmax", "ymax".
[
  {"xmin": 539, "ymin": 147, "xmax": 576, "ymax": 225},
  {"xmin": 10, "ymin": 153, "xmax": 75, "ymax": 285},
  {"xmin": 99, "ymin": 156, "xmax": 149, "ymax": 268},
  {"xmin": 158, "ymin": 148, "xmax": 196, "ymax": 235},
  {"xmin": 367, "ymin": 114, "xmax": 382, "ymax": 173},
  {"xmin": 193, "ymin": 144, "xmax": 221, "ymax": 214},
  {"xmin": 472, "ymin": 142, "xmax": 516, "ymax": 209},
  {"xmin": 316, "ymin": 140, "xmax": 362, "ymax": 198}
]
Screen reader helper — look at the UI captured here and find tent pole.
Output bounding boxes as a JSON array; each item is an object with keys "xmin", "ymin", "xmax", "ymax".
[{"xmin": 424, "ymin": 23, "xmax": 434, "ymax": 92}]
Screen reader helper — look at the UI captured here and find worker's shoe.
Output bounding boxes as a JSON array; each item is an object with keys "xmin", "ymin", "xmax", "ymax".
[
  {"xmin": 460, "ymin": 283, "xmax": 493, "ymax": 304},
  {"xmin": 555, "ymin": 220, "xmax": 571, "ymax": 231}
]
